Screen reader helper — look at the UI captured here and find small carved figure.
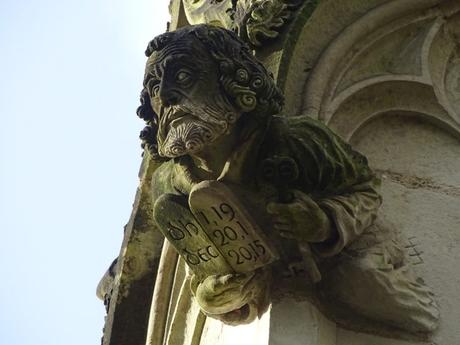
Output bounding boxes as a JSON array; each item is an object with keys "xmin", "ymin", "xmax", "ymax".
[
  {"xmin": 231, "ymin": 0, "xmax": 305, "ymax": 46},
  {"xmin": 135, "ymin": 24, "xmax": 439, "ymax": 334}
]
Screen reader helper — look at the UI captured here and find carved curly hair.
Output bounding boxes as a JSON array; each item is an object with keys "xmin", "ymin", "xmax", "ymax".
[{"xmin": 136, "ymin": 24, "xmax": 284, "ymax": 161}]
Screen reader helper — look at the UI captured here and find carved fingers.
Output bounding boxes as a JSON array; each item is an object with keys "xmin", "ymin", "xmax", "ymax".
[
  {"xmin": 193, "ymin": 269, "xmax": 270, "ymax": 326},
  {"xmin": 266, "ymin": 190, "xmax": 333, "ymax": 243},
  {"xmin": 270, "ymin": 214, "xmax": 296, "ymax": 239},
  {"xmin": 194, "ymin": 272, "xmax": 257, "ymax": 315}
]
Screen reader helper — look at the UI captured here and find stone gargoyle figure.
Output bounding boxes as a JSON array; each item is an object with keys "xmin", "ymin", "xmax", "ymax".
[{"xmin": 131, "ymin": 24, "xmax": 439, "ymax": 335}]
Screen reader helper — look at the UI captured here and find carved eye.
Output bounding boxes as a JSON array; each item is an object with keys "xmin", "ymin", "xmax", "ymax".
[{"xmin": 175, "ymin": 70, "xmax": 192, "ymax": 84}]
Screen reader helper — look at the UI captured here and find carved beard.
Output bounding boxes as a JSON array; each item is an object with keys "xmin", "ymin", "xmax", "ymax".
[{"xmin": 157, "ymin": 96, "xmax": 238, "ymax": 158}]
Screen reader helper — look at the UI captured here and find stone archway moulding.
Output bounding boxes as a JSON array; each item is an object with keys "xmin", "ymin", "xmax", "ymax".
[{"xmin": 278, "ymin": 0, "xmax": 460, "ymax": 138}]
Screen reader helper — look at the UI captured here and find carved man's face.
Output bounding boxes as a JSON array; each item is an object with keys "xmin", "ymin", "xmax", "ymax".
[{"xmin": 145, "ymin": 39, "xmax": 240, "ymax": 158}]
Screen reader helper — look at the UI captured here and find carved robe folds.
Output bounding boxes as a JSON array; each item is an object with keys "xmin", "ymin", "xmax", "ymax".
[{"xmin": 149, "ymin": 114, "xmax": 404, "ymax": 326}]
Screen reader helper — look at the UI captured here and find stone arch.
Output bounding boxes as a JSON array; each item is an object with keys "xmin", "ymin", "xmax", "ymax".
[
  {"xmin": 324, "ymin": 79, "xmax": 460, "ymax": 140},
  {"xmin": 277, "ymin": 0, "xmax": 460, "ymax": 132}
]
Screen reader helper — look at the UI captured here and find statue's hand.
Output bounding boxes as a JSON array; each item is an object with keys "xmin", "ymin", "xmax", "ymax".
[
  {"xmin": 267, "ymin": 190, "xmax": 334, "ymax": 243},
  {"xmin": 191, "ymin": 269, "xmax": 270, "ymax": 325}
]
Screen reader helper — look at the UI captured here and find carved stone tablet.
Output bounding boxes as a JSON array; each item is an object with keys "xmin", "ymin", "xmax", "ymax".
[
  {"xmin": 189, "ymin": 180, "xmax": 279, "ymax": 273},
  {"xmin": 153, "ymin": 193, "xmax": 233, "ymax": 279}
]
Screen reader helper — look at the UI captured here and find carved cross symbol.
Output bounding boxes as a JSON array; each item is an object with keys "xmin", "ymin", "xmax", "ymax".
[{"xmin": 405, "ymin": 236, "xmax": 424, "ymax": 265}]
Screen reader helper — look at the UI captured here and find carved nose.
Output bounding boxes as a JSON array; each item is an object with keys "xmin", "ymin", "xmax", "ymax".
[{"xmin": 159, "ymin": 89, "xmax": 181, "ymax": 107}]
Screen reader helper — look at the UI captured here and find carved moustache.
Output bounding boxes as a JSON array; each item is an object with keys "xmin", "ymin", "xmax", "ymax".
[{"xmin": 157, "ymin": 99, "xmax": 238, "ymax": 157}]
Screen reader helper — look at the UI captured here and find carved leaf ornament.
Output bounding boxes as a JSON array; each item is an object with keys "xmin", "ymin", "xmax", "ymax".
[{"xmin": 233, "ymin": 0, "xmax": 306, "ymax": 46}]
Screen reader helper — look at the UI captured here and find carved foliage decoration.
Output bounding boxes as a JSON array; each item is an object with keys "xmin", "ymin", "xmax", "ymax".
[
  {"xmin": 182, "ymin": 0, "xmax": 317, "ymax": 47},
  {"xmin": 231, "ymin": 0, "xmax": 308, "ymax": 47}
]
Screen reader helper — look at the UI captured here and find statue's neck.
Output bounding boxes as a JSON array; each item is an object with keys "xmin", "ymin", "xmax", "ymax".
[
  {"xmin": 173, "ymin": 116, "xmax": 270, "ymax": 193},
  {"xmin": 189, "ymin": 126, "xmax": 239, "ymax": 180}
]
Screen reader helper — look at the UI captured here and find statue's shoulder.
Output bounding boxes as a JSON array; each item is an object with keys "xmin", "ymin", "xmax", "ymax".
[
  {"xmin": 264, "ymin": 114, "xmax": 374, "ymax": 192},
  {"xmin": 270, "ymin": 114, "xmax": 337, "ymax": 139},
  {"xmin": 151, "ymin": 160, "xmax": 176, "ymax": 201},
  {"xmin": 266, "ymin": 114, "xmax": 342, "ymax": 151},
  {"xmin": 269, "ymin": 114, "xmax": 367, "ymax": 161}
]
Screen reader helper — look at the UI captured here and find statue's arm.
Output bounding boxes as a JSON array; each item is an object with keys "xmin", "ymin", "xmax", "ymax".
[
  {"xmin": 269, "ymin": 116, "xmax": 382, "ymax": 257},
  {"xmin": 267, "ymin": 178, "xmax": 381, "ymax": 257},
  {"xmin": 313, "ymin": 177, "xmax": 382, "ymax": 257}
]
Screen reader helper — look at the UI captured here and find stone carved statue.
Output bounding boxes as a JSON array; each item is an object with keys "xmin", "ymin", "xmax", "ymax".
[{"xmin": 134, "ymin": 24, "xmax": 439, "ymax": 334}]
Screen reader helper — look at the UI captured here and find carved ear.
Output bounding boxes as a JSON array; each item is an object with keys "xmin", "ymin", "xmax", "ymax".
[{"xmin": 235, "ymin": 89, "xmax": 257, "ymax": 113}]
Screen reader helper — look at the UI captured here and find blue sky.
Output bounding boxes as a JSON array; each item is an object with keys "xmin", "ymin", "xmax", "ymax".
[{"xmin": 0, "ymin": 1, "xmax": 170, "ymax": 343}]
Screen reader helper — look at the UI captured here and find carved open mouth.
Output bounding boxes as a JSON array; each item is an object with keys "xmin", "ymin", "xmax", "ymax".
[{"xmin": 166, "ymin": 109, "xmax": 192, "ymax": 129}]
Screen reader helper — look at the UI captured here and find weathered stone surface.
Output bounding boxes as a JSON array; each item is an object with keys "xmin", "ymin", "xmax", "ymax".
[
  {"xmin": 183, "ymin": 0, "xmax": 233, "ymax": 28},
  {"xmin": 153, "ymin": 192, "xmax": 234, "ymax": 278},
  {"xmin": 99, "ymin": 155, "xmax": 165, "ymax": 345},
  {"xmin": 99, "ymin": 0, "xmax": 460, "ymax": 344},
  {"xmin": 136, "ymin": 22, "xmax": 440, "ymax": 339},
  {"xmin": 189, "ymin": 181, "xmax": 278, "ymax": 273},
  {"xmin": 349, "ymin": 115, "xmax": 460, "ymax": 345}
]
